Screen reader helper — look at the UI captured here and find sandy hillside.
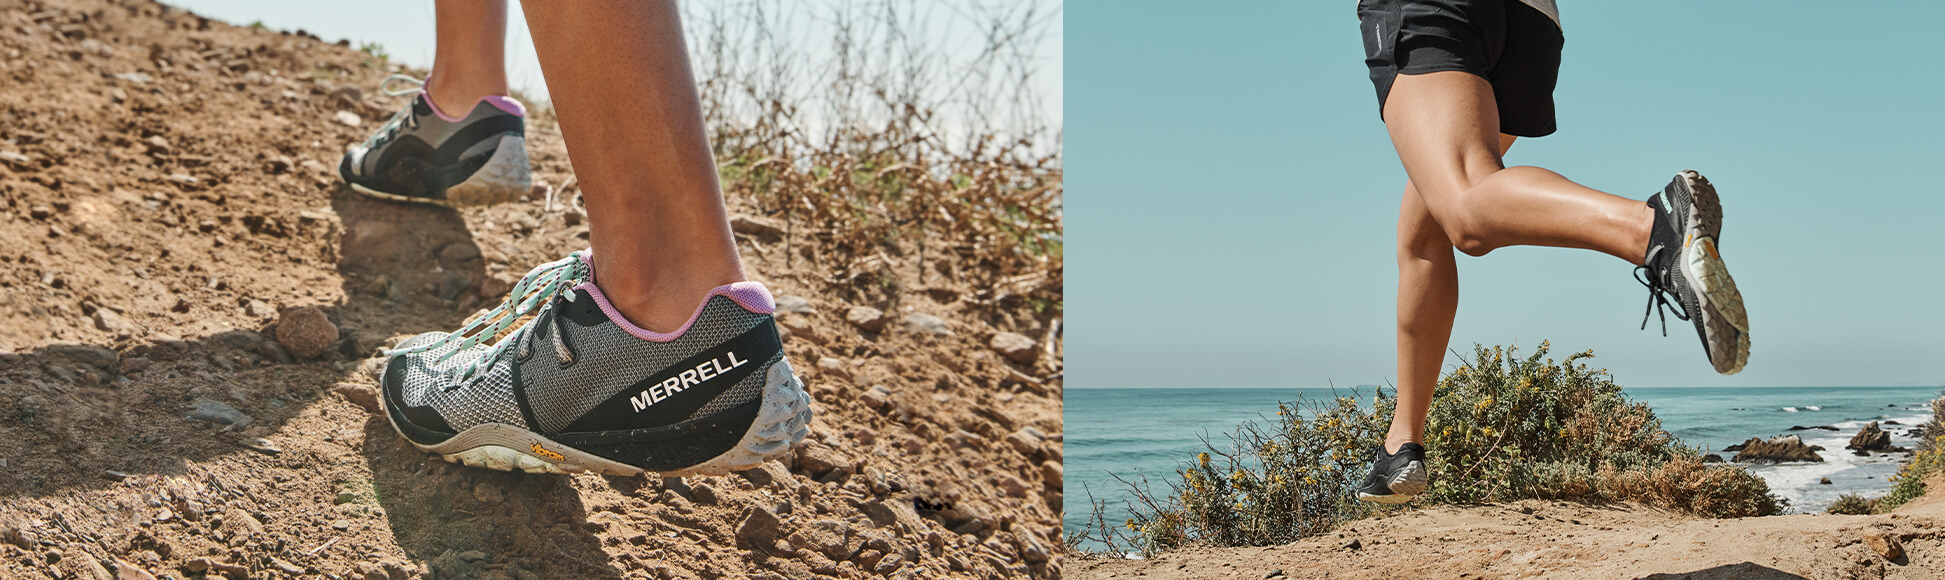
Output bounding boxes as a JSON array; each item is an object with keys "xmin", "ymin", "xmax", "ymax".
[
  {"xmin": 0, "ymin": 1, "xmax": 1064, "ymax": 579},
  {"xmin": 1071, "ymin": 475, "xmax": 1945, "ymax": 580}
]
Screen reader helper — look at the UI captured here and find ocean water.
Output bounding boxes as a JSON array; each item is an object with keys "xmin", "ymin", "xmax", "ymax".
[{"xmin": 1065, "ymin": 386, "xmax": 1939, "ymax": 548}]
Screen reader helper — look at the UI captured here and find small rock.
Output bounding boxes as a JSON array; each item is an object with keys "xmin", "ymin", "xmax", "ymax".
[
  {"xmin": 276, "ymin": 306, "xmax": 339, "ymax": 359},
  {"xmin": 845, "ymin": 307, "xmax": 887, "ymax": 332},
  {"xmin": 225, "ymin": 508, "xmax": 264, "ymax": 537},
  {"xmin": 1701, "ymin": 454, "xmax": 1724, "ymax": 463},
  {"xmin": 780, "ymin": 315, "xmax": 821, "ymax": 344},
  {"xmin": 334, "ymin": 383, "xmax": 381, "ymax": 414},
  {"xmin": 816, "ymin": 357, "xmax": 851, "ymax": 381},
  {"xmin": 1819, "ymin": 477, "xmax": 1832, "ymax": 485},
  {"xmin": 1265, "ymin": 569, "xmax": 1286, "ymax": 579},
  {"xmin": 690, "ymin": 481, "xmax": 719, "ymax": 505},
  {"xmin": 1847, "ymin": 421, "xmax": 1894, "ymax": 452},
  {"xmin": 795, "ymin": 445, "xmax": 846, "ymax": 478},
  {"xmin": 989, "ymin": 332, "xmax": 1037, "ymax": 363},
  {"xmin": 1042, "ymin": 461, "xmax": 1063, "ymax": 488},
  {"xmin": 243, "ymin": 438, "xmax": 281, "ymax": 456},
  {"xmin": 457, "ymin": 550, "xmax": 487, "ymax": 563},
  {"xmin": 183, "ymin": 398, "xmax": 251, "ymax": 427},
  {"xmin": 113, "ymin": 71, "xmax": 152, "ymax": 83},
  {"xmin": 795, "ymin": 520, "xmax": 853, "ymax": 560},
  {"xmin": 101, "ymin": 470, "xmax": 129, "ymax": 482},
  {"xmin": 902, "ymin": 313, "xmax": 952, "ymax": 336},
  {"xmin": 243, "ymin": 299, "xmax": 274, "ymax": 319},
  {"xmin": 334, "ymin": 492, "xmax": 357, "ymax": 505},
  {"xmin": 776, "ymin": 295, "xmax": 815, "ymax": 314},
  {"xmin": 1864, "ymin": 532, "xmax": 1904, "ymax": 560},
  {"xmin": 737, "ymin": 462, "xmax": 791, "ymax": 489},
  {"xmin": 330, "ymin": 520, "xmax": 351, "ymax": 531},
  {"xmin": 91, "ymin": 308, "xmax": 135, "ymax": 334},
  {"xmin": 862, "ymin": 385, "xmax": 892, "ymax": 410},
  {"xmin": 333, "ymin": 110, "xmax": 362, "ymax": 127},
  {"xmin": 730, "ymin": 214, "xmax": 785, "ymax": 238},
  {"xmin": 0, "ymin": 151, "xmax": 28, "ymax": 165},
  {"xmin": 473, "ymin": 482, "xmax": 503, "ymax": 506},
  {"xmin": 735, "ymin": 505, "xmax": 782, "ymax": 544},
  {"xmin": 183, "ymin": 558, "xmax": 213, "ymax": 574},
  {"xmin": 996, "ymin": 474, "xmax": 1028, "ymax": 497},
  {"xmin": 1342, "ymin": 538, "xmax": 1363, "ymax": 551},
  {"xmin": 116, "ymin": 559, "xmax": 159, "ymax": 580},
  {"xmin": 1005, "ymin": 429, "xmax": 1045, "ymax": 456},
  {"xmin": 143, "ymin": 136, "xmax": 171, "ymax": 155}
]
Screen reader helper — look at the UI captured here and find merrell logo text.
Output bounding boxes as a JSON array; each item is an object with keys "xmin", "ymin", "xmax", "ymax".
[{"xmin": 630, "ymin": 351, "xmax": 750, "ymax": 412}]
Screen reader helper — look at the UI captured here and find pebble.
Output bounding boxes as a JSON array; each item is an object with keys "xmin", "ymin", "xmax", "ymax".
[
  {"xmin": 1041, "ymin": 461, "xmax": 1063, "ymax": 488},
  {"xmin": 816, "ymin": 357, "xmax": 852, "ymax": 381},
  {"xmin": 182, "ymin": 398, "xmax": 251, "ymax": 427},
  {"xmin": 862, "ymin": 385, "xmax": 892, "ymax": 410},
  {"xmin": 845, "ymin": 306, "xmax": 887, "ymax": 332},
  {"xmin": 1265, "ymin": 569, "xmax": 1286, "ymax": 579},
  {"xmin": 473, "ymin": 482, "xmax": 503, "ymax": 506},
  {"xmin": 334, "ymin": 492, "xmax": 357, "ymax": 505},
  {"xmin": 333, "ymin": 110, "xmax": 362, "ymax": 127},
  {"xmin": 243, "ymin": 438, "xmax": 281, "ymax": 456},
  {"xmin": 776, "ymin": 295, "xmax": 815, "ymax": 314},
  {"xmin": 334, "ymin": 383, "xmax": 381, "ymax": 414},
  {"xmin": 113, "ymin": 71, "xmax": 152, "ymax": 83},
  {"xmin": 43, "ymin": 344, "xmax": 119, "ymax": 371},
  {"xmin": 0, "ymin": 151, "xmax": 29, "ymax": 165},
  {"xmin": 690, "ymin": 481, "xmax": 719, "ymax": 505},
  {"xmin": 275, "ymin": 305, "xmax": 339, "ymax": 359},
  {"xmin": 902, "ymin": 313, "xmax": 953, "ymax": 336},
  {"xmin": 736, "ymin": 505, "xmax": 782, "ymax": 543},
  {"xmin": 996, "ymin": 474, "xmax": 1029, "ymax": 498},
  {"xmin": 1865, "ymin": 532, "xmax": 1903, "ymax": 560},
  {"xmin": 989, "ymin": 332, "xmax": 1037, "ymax": 363}
]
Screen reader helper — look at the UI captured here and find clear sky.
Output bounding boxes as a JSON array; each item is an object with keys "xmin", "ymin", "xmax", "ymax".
[{"xmin": 1070, "ymin": 1, "xmax": 1945, "ymax": 389}]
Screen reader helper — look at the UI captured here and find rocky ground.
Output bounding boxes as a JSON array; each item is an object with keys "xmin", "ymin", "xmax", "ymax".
[
  {"xmin": 1072, "ymin": 475, "xmax": 1945, "ymax": 580},
  {"xmin": 0, "ymin": 1, "xmax": 1064, "ymax": 578}
]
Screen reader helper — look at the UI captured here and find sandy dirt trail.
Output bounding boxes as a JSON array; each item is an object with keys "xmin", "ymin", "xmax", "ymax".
[{"xmin": 1072, "ymin": 476, "xmax": 1945, "ymax": 580}]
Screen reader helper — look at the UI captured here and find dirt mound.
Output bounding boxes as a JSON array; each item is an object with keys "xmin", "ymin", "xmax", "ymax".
[
  {"xmin": 1072, "ymin": 496, "xmax": 1945, "ymax": 579},
  {"xmin": 0, "ymin": 1, "xmax": 1063, "ymax": 578}
]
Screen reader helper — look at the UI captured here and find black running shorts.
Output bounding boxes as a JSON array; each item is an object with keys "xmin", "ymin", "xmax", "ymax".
[{"xmin": 1357, "ymin": 0, "xmax": 1563, "ymax": 137}]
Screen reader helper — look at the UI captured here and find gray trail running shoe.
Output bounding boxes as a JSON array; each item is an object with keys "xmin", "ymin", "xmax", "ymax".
[
  {"xmin": 1355, "ymin": 442, "xmax": 1428, "ymax": 504},
  {"xmin": 380, "ymin": 251, "xmax": 812, "ymax": 476},
  {"xmin": 1638, "ymin": 170, "xmax": 1749, "ymax": 375},
  {"xmin": 339, "ymin": 75, "xmax": 532, "ymax": 207}
]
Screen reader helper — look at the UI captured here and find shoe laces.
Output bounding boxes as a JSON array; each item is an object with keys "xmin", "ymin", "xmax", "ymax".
[
  {"xmin": 386, "ymin": 251, "xmax": 590, "ymax": 381},
  {"xmin": 358, "ymin": 75, "xmax": 429, "ymax": 151},
  {"xmin": 1634, "ymin": 243, "xmax": 1690, "ymax": 336}
]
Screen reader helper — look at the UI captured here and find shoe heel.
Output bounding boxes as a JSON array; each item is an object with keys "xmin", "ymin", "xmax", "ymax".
[{"xmin": 444, "ymin": 135, "xmax": 532, "ymax": 207}]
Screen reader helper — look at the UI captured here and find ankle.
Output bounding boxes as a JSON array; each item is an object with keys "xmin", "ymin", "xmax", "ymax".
[
  {"xmin": 1383, "ymin": 436, "xmax": 1419, "ymax": 455},
  {"xmin": 592, "ymin": 256, "xmax": 746, "ymax": 335},
  {"xmin": 424, "ymin": 72, "xmax": 508, "ymax": 118}
]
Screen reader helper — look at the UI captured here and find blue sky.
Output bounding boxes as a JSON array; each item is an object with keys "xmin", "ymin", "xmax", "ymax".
[{"xmin": 1069, "ymin": 1, "xmax": 1945, "ymax": 389}]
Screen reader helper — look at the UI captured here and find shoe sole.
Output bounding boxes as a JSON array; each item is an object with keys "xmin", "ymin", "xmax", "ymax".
[
  {"xmin": 1675, "ymin": 171, "xmax": 1750, "ymax": 375},
  {"xmin": 348, "ymin": 135, "xmax": 532, "ymax": 208},
  {"xmin": 395, "ymin": 358, "xmax": 813, "ymax": 477},
  {"xmin": 1355, "ymin": 459, "xmax": 1427, "ymax": 504}
]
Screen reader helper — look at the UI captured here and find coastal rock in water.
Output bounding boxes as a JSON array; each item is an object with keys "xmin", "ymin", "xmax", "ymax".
[
  {"xmin": 1702, "ymin": 454, "xmax": 1724, "ymax": 464},
  {"xmin": 1786, "ymin": 425, "xmax": 1838, "ymax": 431},
  {"xmin": 1731, "ymin": 434, "xmax": 1823, "ymax": 464},
  {"xmin": 1847, "ymin": 421, "xmax": 1893, "ymax": 451},
  {"xmin": 1723, "ymin": 443, "xmax": 1746, "ymax": 453}
]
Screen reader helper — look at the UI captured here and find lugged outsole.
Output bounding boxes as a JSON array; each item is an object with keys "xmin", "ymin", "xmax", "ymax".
[
  {"xmin": 408, "ymin": 358, "xmax": 814, "ymax": 477},
  {"xmin": 348, "ymin": 135, "xmax": 531, "ymax": 208},
  {"xmin": 1686, "ymin": 237, "xmax": 1749, "ymax": 375},
  {"xmin": 1356, "ymin": 460, "xmax": 1427, "ymax": 504},
  {"xmin": 1673, "ymin": 170, "xmax": 1749, "ymax": 375}
]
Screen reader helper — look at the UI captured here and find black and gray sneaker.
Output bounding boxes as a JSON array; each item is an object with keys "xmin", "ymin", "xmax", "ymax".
[
  {"xmin": 380, "ymin": 251, "xmax": 813, "ymax": 476},
  {"xmin": 1355, "ymin": 442, "xmax": 1428, "ymax": 504},
  {"xmin": 339, "ymin": 75, "xmax": 532, "ymax": 207},
  {"xmin": 1637, "ymin": 170, "xmax": 1749, "ymax": 375}
]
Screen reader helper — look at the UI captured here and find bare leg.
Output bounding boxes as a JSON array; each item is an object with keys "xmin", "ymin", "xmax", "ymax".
[
  {"xmin": 426, "ymin": 0, "xmax": 511, "ymax": 116},
  {"xmin": 520, "ymin": 0, "xmax": 746, "ymax": 333},
  {"xmin": 1380, "ymin": 72, "xmax": 1656, "ymax": 453},
  {"xmin": 1382, "ymin": 71, "xmax": 1653, "ymax": 262}
]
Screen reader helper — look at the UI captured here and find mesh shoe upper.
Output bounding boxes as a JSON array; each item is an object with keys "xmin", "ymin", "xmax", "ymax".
[
  {"xmin": 382, "ymin": 253, "xmax": 784, "ymax": 445},
  {"xmin": 339, "ymin": 77, "xmax": 526, "ymax": 199}
]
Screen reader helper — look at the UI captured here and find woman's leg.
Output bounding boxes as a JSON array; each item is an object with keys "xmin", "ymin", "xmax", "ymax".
[
  {"xmin": 519, "ymin": 0, "xmax": 745, "ymax": 333},
  {"xmin": 1382, "ymin": 71, "xmax": 1654, "ymax": 262},
  {"xmin": 426, "ymin": 0, "xmax": 511, "ymax": 115},
  {"xmin": 1380, "ymin": 71, "xmax": 1656, "ymax": 453}
]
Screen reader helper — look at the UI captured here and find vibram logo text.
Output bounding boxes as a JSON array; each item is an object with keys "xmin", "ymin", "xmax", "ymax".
[
  {"xmin": 531, "ymin": 443, "xmax": 565, "ymax": 462},
  {"xmin": 629, "ymin": 351, "xmax": 749, "ymax": 412}
]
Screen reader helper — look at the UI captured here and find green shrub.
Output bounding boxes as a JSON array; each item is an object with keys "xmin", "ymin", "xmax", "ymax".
[
  {"xmin": 1827, "ymin": 493, "xmax": 1875, "ymax": 515},
  {"xmin": 1876, "ymin": 432, "xmax": 1945, "ymax": 513},
  {"xmin": 1080, "ymin": 342, "xmax": 1784, "ymax": 557}
]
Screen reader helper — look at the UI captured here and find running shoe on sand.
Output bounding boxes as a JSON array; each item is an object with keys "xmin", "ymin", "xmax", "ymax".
[
  {"xmin": 1356, "ymin": 442, "xmax": 1428, "ymax": 503},
  {"xmin": 380, "ymin": 251, "xmax": 812, "ymax": 476},
  {"xmin": 339, "ymin": 75, "xmax": 532, "ymax": 207},
  {"xmin": 1638, "ymin": 170, "xmax": 1749, "ymax": 375}
]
